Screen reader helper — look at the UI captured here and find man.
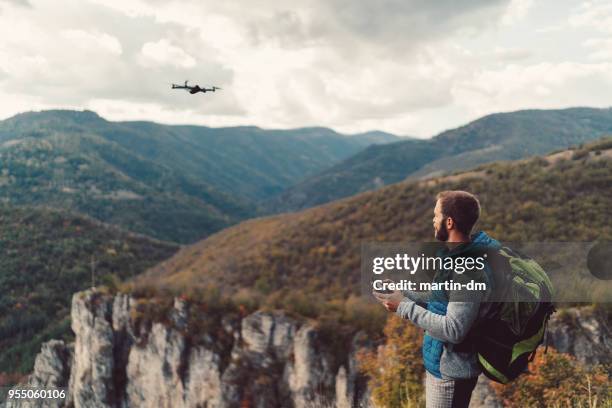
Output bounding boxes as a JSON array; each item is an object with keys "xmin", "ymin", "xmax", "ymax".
[{"xmin": 374, "ymin": 190, "xmax": 502, "ymax": 408}]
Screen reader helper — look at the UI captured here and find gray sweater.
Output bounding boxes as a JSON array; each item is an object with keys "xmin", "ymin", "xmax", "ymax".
[{"xmin": 396, "ymin": 293, "xmax": 485, "ymax": 379}]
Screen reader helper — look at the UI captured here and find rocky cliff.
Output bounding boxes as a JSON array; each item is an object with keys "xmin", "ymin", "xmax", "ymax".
[
  {"xmin": 5, "ymin": 289, "xmax": 370, "ymax": 408},
  {"xmin": 5, "ymin": 290, "xmax": 610, "ymax": 408}
]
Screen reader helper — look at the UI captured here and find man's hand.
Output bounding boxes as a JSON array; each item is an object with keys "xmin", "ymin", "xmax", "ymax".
[{"xmin": 372, "ymin": 289, "xmax": 405, "ymax": 313}]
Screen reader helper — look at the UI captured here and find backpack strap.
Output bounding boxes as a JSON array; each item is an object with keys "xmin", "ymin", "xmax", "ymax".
[
  {"xmin": 453, "ymin": 247, "xmax": 506, "ymax": 353},
  {"xmin": 528, "ymin": 305, "xmax": 555, "ymax": 362}
]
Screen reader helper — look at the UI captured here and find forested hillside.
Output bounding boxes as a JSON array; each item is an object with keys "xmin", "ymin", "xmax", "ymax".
[
  {"xmin": 269, "ymin": 108, "xmax": 612, "ymax": 212},
  {"xmin": 138, "ymin": 138, "xmax": 612, "ymax": 308},
  {"xmin": 0, "ymin": 110, "xmax": 395, "ymax": 242},
  {"xmin": 0, "ymin": 206, "xmax": 178, "ymax": 376}
]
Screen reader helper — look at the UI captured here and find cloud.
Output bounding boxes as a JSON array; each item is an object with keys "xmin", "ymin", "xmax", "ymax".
[
  {"xmin": 320, "ymin": 0, "xmax": 508, "ymax": 44},
  {"xmin": 501, "ymin": 0, "xmax": 533, "ymax": 25},
  {"xmin": 535, "ymin": 24, "xmax": 564, "ymax": 34},
  {"xmin": 86, "ymin": 0, "xmax": 512, "ymax": 54},
  {"xmin": 583, "ymin": 38, "xmax": 612, "ymax": 62},
  {"xmin": 139, "ymin": 39, "xmax": 196, "ymax": 68},
  {"xmin": 61, "ymin": 29, "xmax": 123, "ymax": 55},
  {"xmin": 453, "ymin": 61, "xmax": 612, "ymax": 117},
  {"xmin": 0, "ymin": 0, "xmax": 31, "ymax": 7},
  {"xmin": 0, "ymin": 54, "xmax": 47, "ymax": 78},
  {"xmin": 494, "ymin": 47, "xmax": 532, "ymax": 61},
  {"xmin": 569, "ymin": 1, "xmax": 612, "ymax": 34}
]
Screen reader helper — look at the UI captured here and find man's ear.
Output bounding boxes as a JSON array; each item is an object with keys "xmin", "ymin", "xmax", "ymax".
[{"xmin": 446, "ymin": 216, "xmax": 454, "ymax": 231}]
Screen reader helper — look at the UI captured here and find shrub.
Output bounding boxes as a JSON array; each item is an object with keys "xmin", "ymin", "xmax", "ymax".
[
  {"xmin": 492, "ymin": 348, "xmax": 610, "ymax": 408},
  {"xmin": 357, "ymin": 315, "xmax": 425, "ymax": 407},
  {"xmin": 572, "ymin": 149, "xmax": 589, "ymax": 160}
]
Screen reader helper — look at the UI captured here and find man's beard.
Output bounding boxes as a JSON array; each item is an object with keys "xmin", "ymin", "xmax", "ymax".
[{"xmin": 435, "ymin": 220, "xmax": 449, "ymax": 242}]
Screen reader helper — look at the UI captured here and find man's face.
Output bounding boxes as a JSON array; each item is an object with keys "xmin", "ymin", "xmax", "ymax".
[{"xmin": 433, "ymin": 200, "xmax": 449, "ymax": 242}]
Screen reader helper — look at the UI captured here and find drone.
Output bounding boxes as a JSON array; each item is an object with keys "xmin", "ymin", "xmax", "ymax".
[{"xmin": 171, "ymin": 80, "xmax": 222, "ymax": 94}]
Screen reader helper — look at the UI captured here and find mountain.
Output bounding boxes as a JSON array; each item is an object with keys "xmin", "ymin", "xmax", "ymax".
[
  {"xmin": 0, "ymin": 205, "xmax": 179, "ymax": 375},
  {"xmin": 137, "ymin": 137, "xmax": 612, "ymax": 304},
  {"xmin": 268, "ymin": 107, "xmax": 612, "ymax": 212},
  {"xmin": 0, "ymin": 110, "xmax": 397, "ymax": 242},
  {"xmin": 95, "ymin": 123, "xmax": 399, "ymax": 201}
]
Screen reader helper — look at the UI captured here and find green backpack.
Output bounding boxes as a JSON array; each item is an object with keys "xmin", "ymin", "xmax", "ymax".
[{"xmin": 476, "ymin": 246, "xmax": 555, "ymax": 384}]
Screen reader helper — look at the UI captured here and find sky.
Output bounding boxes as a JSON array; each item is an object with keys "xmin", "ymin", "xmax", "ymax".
[{"xmin": 0, "ymin": 0, "xmax": 611, "ymax": 138}]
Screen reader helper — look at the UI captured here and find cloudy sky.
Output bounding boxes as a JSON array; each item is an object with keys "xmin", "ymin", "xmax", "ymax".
[{"xmin": 0, "ymin": 0, "xmax": 611, "ymax": 137}]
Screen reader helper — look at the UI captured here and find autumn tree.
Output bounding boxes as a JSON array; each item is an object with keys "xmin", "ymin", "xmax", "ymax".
[{"xmin": 358, "ymin": 315, "xmax": 425, "ymax": 407}]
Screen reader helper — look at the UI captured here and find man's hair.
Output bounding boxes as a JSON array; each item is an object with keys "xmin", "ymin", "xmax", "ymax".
[{"xmin": 436, "ymin": 190, "xmax": 481, "ymax": 235}]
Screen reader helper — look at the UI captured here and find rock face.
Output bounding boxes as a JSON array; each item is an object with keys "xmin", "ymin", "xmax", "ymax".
[
  {"xmin": 7, "ymin": 290, "xmax": 370, "ymax": 408},
  {"xmin": 4, "ymin": 340, "xmax": 72, "ymax": 408},
  {"xmin": 547, "ymin": 307, "xmax": 611, "ymax": 367},
  {"xmin": 7, "ymin": 291, "xmax": 609, "ymax": 408}
]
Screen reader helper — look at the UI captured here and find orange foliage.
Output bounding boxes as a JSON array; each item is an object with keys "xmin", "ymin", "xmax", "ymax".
[
  {"xmin": 357, "ymin": 315, "xmax": 425, "ymax": 407},
  {"xmin": 492, "ymin": 348, "xmax": 610, "ymax": 408}
]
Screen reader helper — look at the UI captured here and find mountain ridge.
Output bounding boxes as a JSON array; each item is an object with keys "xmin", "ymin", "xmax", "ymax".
[
  {"xmin": 0, "ymin": 109, "xmax": 398, "ymax": 242},
  {"xmin": 267, "ymin": 107, "xmax": 612, "ymax": 212}
]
